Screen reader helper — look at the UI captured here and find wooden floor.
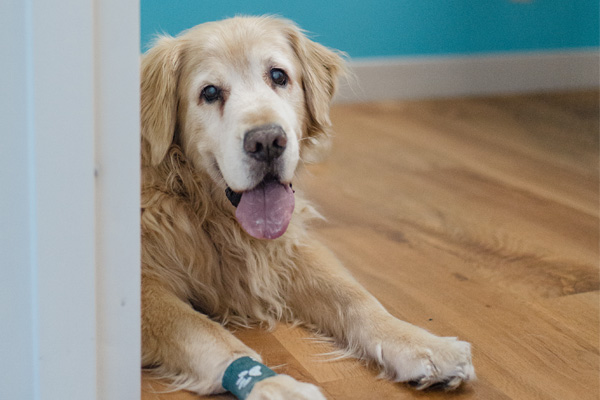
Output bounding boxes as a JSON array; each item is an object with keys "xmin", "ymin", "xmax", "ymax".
[{"xmin": 142, "ymin": 91, "xmax": 599, "ymax": 400}]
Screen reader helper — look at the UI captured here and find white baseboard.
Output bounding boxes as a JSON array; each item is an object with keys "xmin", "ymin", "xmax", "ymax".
[{"xmin": 335, "ymin": 49, "xmax": 599, "ymax": 102}]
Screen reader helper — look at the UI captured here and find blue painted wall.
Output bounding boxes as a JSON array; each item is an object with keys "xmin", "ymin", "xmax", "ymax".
[{"xmin": 141, "ymin": 1, "xmax": 599, "ymax": 58}]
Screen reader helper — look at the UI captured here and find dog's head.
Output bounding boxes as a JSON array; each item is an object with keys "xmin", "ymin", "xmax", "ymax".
[{"xmin": 141, "ymin": 16, "xmax": 345, "ymax": 239}]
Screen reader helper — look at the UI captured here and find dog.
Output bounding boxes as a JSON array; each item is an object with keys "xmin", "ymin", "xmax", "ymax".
[{"xmin": 141, "ymin": 16, "xmax": 475, "ymax": 399}]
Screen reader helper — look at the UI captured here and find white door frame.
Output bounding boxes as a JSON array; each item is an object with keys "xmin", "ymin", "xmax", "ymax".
[{"xmin": 0, "ymin": 1, "xmax": 140, "ymax": 399}]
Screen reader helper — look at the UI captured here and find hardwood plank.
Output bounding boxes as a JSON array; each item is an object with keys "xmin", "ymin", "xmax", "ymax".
[
  {"xmin": 536, "ymin": 291, "xmax": 599, "ymax": 355},
  {"xmin": 142, "ymin": 91, "xmax": 599, "ymax": 400}
]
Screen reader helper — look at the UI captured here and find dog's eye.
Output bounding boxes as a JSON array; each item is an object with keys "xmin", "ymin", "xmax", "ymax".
[
  {"xmin": 269, "ymin": 68, "xmax": 288, "ymax": 87},
  {"xmin": 201, "ymin": 85, "xmax": 221, "ymax": 103}
]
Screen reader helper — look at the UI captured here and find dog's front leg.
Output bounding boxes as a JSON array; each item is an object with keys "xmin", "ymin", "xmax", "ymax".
[
  {"xmin": 142, "ymin": 275, "xmax": 327, "ymax": 399},
  {"xmin": 288, "ymin": 241, "xmax": 475, "ymax": 390},
  {"xmin": 142, "ymin": 274, "xmax": 262, "ymax": 394}
]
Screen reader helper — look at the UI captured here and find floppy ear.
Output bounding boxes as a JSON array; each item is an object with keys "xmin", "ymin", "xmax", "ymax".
[
  {"xmin": 285, "ymin": 24, "xmax": 346, "ymax": 162},
  {"xmin": 140, "ymin": 36, "xmax": 184, "ymax": 166}
]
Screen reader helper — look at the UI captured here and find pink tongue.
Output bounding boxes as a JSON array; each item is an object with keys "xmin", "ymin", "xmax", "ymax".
[{"xmin": 235, "ymin": 181, "xmax": 295, "ymax": 240}]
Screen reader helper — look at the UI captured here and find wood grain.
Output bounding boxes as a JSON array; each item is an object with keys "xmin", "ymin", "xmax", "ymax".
[{"xmin": 142, "ymin": 91, "xmax": 599, "ymax": 400}]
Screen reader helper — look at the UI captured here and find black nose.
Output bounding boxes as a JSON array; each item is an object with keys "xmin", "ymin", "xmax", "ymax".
[{"xmin": 243, "ymin": 124, "xmax": 287, "ymax": 162}]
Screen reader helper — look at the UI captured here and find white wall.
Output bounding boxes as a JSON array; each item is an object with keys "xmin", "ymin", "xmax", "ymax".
[
  {"xmin": 94, "ymin": 1, "xmax": 141, "ymax": 399},
  {"xmin": 0, "ymin": 1, "xmax": 36, "ymax": 398},
  {"xmin": 0, "ymin": 1, "xmax": 140, "ymax": 399},
  {"xmin": 335, "ymin": 49, "xmax": 600, "ymax": 103}
]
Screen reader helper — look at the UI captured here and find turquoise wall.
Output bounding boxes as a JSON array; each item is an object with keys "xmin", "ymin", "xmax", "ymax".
[{"xmin": 141, "ymin": 1, "xmax": 599, "ymax": 58}]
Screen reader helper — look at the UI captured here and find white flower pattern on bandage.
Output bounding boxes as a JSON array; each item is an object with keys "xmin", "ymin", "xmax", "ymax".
[{"xmin": 236, "ymin": 365, "xmax": 263, "ymax": 390}]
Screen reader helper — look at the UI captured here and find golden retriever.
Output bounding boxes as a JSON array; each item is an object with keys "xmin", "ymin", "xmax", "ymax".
[{"xmin": 141, "ymin": 16, "xmax": 474, "ymax": 399}]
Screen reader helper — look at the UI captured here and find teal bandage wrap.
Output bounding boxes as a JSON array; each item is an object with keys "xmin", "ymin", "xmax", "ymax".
[{"xmin": 222, "ymin": 357, "xmax": 277, "ymax": 399}]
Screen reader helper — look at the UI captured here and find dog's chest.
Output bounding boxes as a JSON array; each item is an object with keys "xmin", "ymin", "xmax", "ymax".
[{"xmin": 187, "ymin": 226, "xmax": 298, "ymax": 323}]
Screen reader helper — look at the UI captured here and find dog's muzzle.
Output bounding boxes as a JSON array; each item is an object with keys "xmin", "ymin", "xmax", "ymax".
[{"xmin": 223, "ymin": 124, "xmax": 296, "ymax": 240}]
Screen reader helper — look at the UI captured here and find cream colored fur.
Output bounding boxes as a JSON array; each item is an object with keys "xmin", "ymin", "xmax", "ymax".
[{"xmin": 141, "ymin": 16, "xmax": 474, "ymax": 399}]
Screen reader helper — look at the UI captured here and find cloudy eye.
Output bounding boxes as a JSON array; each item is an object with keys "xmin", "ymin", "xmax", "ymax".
[
  {"xmin": 269, "ymin": 68, "xmax": 288, "ymax": 87},
  {"xmin": 201, "ymin": 85, "xmax": 221, "ymax": 103}
]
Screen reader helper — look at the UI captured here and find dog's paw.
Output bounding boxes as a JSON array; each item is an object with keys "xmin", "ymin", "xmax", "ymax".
[
  {"xmin": 374, "ymin": 331, "xmax": 475, "ymax": 391},
  {"xmin": 246, "ymin": 374, "xmax": 326, "ymax": 400}
]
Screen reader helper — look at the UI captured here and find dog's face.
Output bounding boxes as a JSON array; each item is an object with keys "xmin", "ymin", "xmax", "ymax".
[
  {"xmin": 141, "ymin": 17, "xmax": 344, "ymax": 239},
  {"xmin": 179, "ymin": 22, "xmax": 305, "ymax": 192}
]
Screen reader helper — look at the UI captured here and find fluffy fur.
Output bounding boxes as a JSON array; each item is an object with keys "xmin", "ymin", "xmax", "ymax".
[{"xmin": 141, "ymin": 16, "xmax": 474, "ymax": 399}]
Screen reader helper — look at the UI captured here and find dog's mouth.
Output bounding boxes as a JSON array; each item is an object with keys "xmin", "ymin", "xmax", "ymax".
[{"xmin": 225, "ymin": 175, "xmax": 295, "ymax": 240}]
